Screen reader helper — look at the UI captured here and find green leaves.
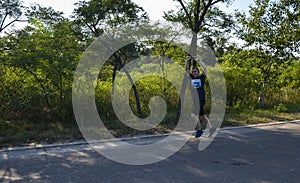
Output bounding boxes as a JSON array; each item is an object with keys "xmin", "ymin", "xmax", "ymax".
[
  {"xmin": 237, "ymin": 0, "xmax": 300, "ymax": 59},
  {"xmin": 164, "ymin": 0, "xmax": 234, "ymax": 57},
  {"xmin": 0, "ymin": 8, "xmax": 83, "ymax": 115},
  {"xmin": 0, "ymin": 0, "xmax": 26, "ymax": 32},
  {"xmin": 164, "ymin": 0, "xmax": 233, "ymax": 31},
  {"xmin": 232, "ymin": 0, "xmax": 300, "ymax": 107},
  {"xmin": 73, "ymin": 0, "xmax": 148, "ymax": 37}
]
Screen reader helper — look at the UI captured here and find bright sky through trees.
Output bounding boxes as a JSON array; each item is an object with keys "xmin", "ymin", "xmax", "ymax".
[{"xmin": 23, "ymin": 0, "xmax": 253, "ymax": 20}]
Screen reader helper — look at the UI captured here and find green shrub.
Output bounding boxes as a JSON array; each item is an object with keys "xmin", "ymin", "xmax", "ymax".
[{"xmin": 273, "ymin": 103, "xmax": 288, "ymax": 113}]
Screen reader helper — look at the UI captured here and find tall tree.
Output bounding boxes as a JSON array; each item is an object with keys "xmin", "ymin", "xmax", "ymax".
[
  {"xmin": 164, "ymin": 0, "xmax": 233, "ymax": 59},
  {"xmin": 164, "ymin": 0, "xmax": 233, "ymax": 115},
  {"xmin": 236, "ymin": 0, "xmax": 300, "ymax": 107},
  {"xmin": 73, "ymin": 0, "xmax": 147, "ymax": 38},
  {"xmin": 1, "ymin": 5, "xmax": 83, "ymax": 117},
  {"xmin": 73, "ymin": 0, "xmax": 148, "ymax": 117}
]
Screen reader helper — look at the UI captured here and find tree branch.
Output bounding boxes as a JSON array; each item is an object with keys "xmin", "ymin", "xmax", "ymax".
[
  {"xmin": 211, "ymin": 0, "xmax": 225, "ymax": 6},
  {"xmin": 194, "ymin": 0, "xmax": 201, "ymax": 30},
  {"xmin": 0, "ymin": 19, "xmax": 28, "ymax": 33},
  {"xmin": 177, "ymin": 0, "xmax": 194, "ymax": 30},
  {"xmin": 201, "ymin": 0, "xmax": 206, "ymax": 7},
  {"xmin": 197, "ymin": 0, "xmax": 214, "ymax": 32},
  {"xmin": 83, "ymin": 20, "xmax": 97, "ymax": 37},
  {"xmin": 0, "ymin": 13, "xmax": 9, "ymax": 31}
]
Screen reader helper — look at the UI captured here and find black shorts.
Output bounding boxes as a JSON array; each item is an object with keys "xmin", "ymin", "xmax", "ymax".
[{"xmin": 193, "ymin": 100, "xmax": 206, "ymax": 116}]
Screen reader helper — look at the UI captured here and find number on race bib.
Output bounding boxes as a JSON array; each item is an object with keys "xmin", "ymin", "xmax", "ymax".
[{"xmin": 191, "ymin": 79, "xmax": 201, "ymax": 88}]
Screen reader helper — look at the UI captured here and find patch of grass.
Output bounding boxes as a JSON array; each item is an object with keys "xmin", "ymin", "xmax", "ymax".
[
  {"xmin": 222, "ymin": 107, "xmax": 300, "ymax": 127},
  {"xmin": 0, "ymin": 118, "xmax": 82, "ymax": 148},
  {"xmin": 0, "ymin": 106, "xmax": 299, "ymax": 148}
]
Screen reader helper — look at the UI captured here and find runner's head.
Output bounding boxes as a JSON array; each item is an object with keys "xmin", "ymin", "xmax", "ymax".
[{"xmin": 191, "ymin": 67, "xmax": 199, "ymax": 77}]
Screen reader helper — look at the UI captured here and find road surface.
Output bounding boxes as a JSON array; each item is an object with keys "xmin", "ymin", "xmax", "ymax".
[{"xmin": 1, "ymin": 121, "xmax": 300, "ymax": 183}]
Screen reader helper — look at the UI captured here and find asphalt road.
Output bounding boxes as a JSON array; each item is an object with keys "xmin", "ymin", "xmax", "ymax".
[{"xmin": 1, "ymin": 120, "xmax": 300, "ymax": 183}]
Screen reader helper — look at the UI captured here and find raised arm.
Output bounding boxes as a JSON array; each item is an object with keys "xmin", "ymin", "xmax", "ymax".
[
  {"xmin": 185, "ymin": 55, "xmax": 192, "ymax": 74},
  {"xmin": 195, "ymin": 58, "xmax": 207, "ymax": 76}
]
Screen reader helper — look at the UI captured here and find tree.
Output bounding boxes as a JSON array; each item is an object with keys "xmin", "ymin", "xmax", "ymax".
[
  {"xmin": 164, "ymin": 0, "xmax": 233, "ymax": 59},
  {"xmin": 236, "ymin": 0, "xmax": 300, "ymax": 107},
  {"xmin": 1, "ymin": 5, "xmax": 83, "ymax": 118},
  {"xmin": 73, "ymin": 0, "xmax": 149, "ymax": 117},
  {"xmin": 164, "ymin": 0, "xmax": 233, "ymax": 115},
  {"xmin": 0, "ymin": 0, "xmax": 27, "ymax": 33},
  {"xmin": 221, "ymin": 49, "xmax": 264, "ymax": 107},
  {"xmin": 72, "ymin": 0, "xmax": 148, "ymax": 38},
  {"xmin": 237, "ymin": 0, "xmax": 300, "ymax": 59}
]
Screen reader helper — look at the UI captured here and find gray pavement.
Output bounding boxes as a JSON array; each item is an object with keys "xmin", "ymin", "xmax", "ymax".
[{"xmin": 1, "ymin": 120, "xmax": 300, "ymax": 183}]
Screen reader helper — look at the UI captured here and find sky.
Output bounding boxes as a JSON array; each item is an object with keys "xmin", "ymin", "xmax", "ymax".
[{"xmin": 22, "ymin": 0, "xmax": 253, "ymax": 20}]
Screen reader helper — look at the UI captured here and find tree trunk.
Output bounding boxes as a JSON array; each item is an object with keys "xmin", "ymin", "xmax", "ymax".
[
  {"xmin": 178, "ymin": 32, "xmax": 198, "ymax": 115},
  {"xmin": 23, "ymin": 67, "xmax": 51, "ymax": 110},
  {"xmin": 123, "ymin": 68, "xmax": 143, "ymax": 118},
  {"xmin": 190, "ymin": 32, "xmax": 198, "ymax": 66},
  {"xmin": 258, "ymin": 60, "xmax": 273, "ymax": 108},
  {"xmin": 59, "ymin": 71, "xmax": 63, "ymax": 111},
  {"xmin": 111, "ymin": 64, "xmax": 118, "ymax": 94}
]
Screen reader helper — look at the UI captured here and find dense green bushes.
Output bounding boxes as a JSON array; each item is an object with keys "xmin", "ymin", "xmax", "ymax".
[{"xmin": 1, "ymin": 56, "xmax": 299, "ymax": 122}]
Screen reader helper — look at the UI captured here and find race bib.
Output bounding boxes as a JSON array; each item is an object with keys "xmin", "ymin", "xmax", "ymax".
[{"xmin": 191, "ymin": 79, "xmax": 201, "ymax": 88}]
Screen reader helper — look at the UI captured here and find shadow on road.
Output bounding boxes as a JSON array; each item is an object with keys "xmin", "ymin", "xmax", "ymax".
[{"xmin": 1, "ymin": 121, "xmax": 300, "ymax": 182}]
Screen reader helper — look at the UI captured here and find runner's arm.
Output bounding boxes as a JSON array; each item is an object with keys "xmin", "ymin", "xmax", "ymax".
[
  {"xmin": 195, "ymin": 58, "xmax": 207, "ymax": 76},
  {"xmin": 186, "ymin": 55, "xmax": 192, "ymax": 75}
]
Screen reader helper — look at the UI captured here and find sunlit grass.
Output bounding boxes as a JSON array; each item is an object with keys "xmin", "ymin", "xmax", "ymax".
[
  {"xmin": 0, "ymin": 119, "xmax": 82, "ymax": 147},
  {"xmin": 0, "ymin": 105, "xmax": 299, "ymax": 148},
  {"xmin": 222, "ymin": 107, "xmax": 300, "ymax": 127}
]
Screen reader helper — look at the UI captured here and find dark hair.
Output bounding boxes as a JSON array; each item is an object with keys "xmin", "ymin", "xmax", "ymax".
[{"xmin": 192, "ymin": 67, "xmax": 199, "ymax": 72}]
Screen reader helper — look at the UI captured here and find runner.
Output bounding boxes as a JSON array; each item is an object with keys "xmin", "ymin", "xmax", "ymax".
[{"xmin": 185, "ymin": 55, "xmax": 216, "ymax": 138}]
